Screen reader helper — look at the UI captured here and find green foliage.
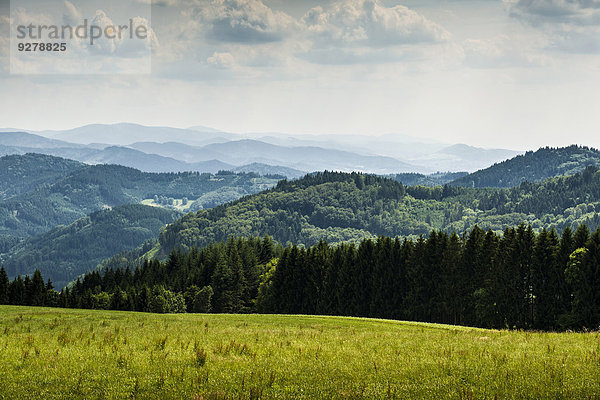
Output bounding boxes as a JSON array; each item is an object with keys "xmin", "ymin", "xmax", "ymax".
[
  {"xmin": 6, "ymin": 225, "xmax": 587, "ymax": 331},
  {"xmin": 184, "ymin": 285, "xmax": 213, "ymax": 313},
  {"xmin": 389, "ymin": 171, "xmax": 468, "ymax": 187},
  {"xmin": 452, "ymin": 145, "xmax": 600, "ymax": 188},
  {"xmin": 147, "ymin": 286, "xmax": 186, "ymax": 314},
  {"xmin": 0, "ymin": 153, "xmax": 83, "ymax": 201},
  {"xmin": 0, "ymin": 155, "xmax": 280, "ymax": 239},
  {"xmin": 157, "ymin": 169, "xmax": 600, "ymax": 256},
  {"xmin": 2, "ymin": 204, "xmax": 182, "ymax": 289},
  {"xmin": 0, "ymin": 266, "xmax": 9, "ymax": 304}
]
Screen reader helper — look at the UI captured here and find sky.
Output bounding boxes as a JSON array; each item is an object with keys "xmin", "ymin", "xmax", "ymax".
[{"xmin": 1, "ymin": 0, "xmax": 600, "ymax": 150}]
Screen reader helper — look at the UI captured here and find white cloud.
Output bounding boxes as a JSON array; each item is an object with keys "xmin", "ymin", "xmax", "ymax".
[
  {"xmin": 62, "ymin": 0, "xmax": 81, "ymax": 26},
  {"xmin": 116, "ymin": 16, "xmax": 160, "ymax": 57},
  {"xmin": 298, "ymin": 0, "xmax": 451, "ymax": 64},
  {"xmin": 86, "ymin": 10, "xmax": 119, "ymax": 54},
  {"xmin": 302, "ymin": 0, "xmax": 450, "ymax": 47},
  {"xmin": 463, "ymin": 34, "xmax": 549, "ymax": 68},
  {"xmin": 185, "ymin": 0, "xmax": 297, "ymax": 43},
  {"xmin": 207, "ymin": 51, "xmax": 235, "ymax": 68}
]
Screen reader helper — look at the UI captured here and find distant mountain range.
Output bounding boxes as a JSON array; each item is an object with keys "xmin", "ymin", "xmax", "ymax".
[
  {"xmin": 412, "ymin": 144, "xmax": 521, "ymax": 173},
  {"xmin": 1, "ymin": 123, "xmax": 523, "ymax": 175},
  {"xmin": 39, "ymin": 123, "xmax": 236, "ymax": 146},
  {"xmin": 0, "ymin": 131, "xmax": 303, "ymax": 177}
]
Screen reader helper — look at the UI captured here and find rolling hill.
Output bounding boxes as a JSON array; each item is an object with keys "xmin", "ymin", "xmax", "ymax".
[
  {"xmin": 2, "ymin": 204, "xmax": 181, "ymax": 288},
  {"xmin": 155, "ymin": 169, "xmax": 600, "ymax": 256},
  {"xmin": 40, "ymin": 123, "xmax": 236, "ymax": 146},
  {"xmin": 200, "ymin": 140, "xmax": 420, "ymax": 174},
  {"xmin": 0, "ymin": 132, "xmax": 305, "ymax": 177},
  {"xmin": 0, "ymin": 155, "xmax": 281, "ymax": 238},
  {"xmin": 0, "ymin": 153, "xmax": 83, "ymax": 201},
  {"xmin": 451, "ymin": 145, "xmax": 600, "ymax": 188},
  {"xmin": 232, "ymin": 163, "xmax": 305, "ymax": 179},
  {"xmin": 0, "ymin": 131, "xmax": 83, "ymax": 149}
]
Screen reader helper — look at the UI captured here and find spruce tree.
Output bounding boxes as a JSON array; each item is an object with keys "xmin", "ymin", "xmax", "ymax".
[
  {"xmin": 0, "ymin": 266, "xmax": 9, "ymax": 305},
  {"xmin": 9, "ymin": 276, "xmax": 25, "ymax": 305}
]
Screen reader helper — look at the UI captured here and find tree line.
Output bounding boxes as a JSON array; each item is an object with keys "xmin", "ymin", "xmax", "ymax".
[{"xmin": 1, "ymin": 224, "xmax": 599, "ymax": 331}]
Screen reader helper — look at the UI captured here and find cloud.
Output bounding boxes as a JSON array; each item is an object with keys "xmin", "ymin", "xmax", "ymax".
[
  {"xmin": 0, "ymin": 16, "xmax": 8, "ymax": 72},
  {"xmin": 63, "ymin": 0, "xmax": 81, "ymax": 26},
  {"xmin": 302, "ymin": 0, "xmax": 450, "ymax": 47},
  {"xmin": 185, "ymin": 0, "xmax": 296, "ymax": 44},
  {"xmin": 207, "ymin": 51, "xmax": 235, "ymax": 68},
  {"xmin": 507, "ymin": 0, "xmax": 600, "ymax": 53},
  {"xmin": 135, "ymin": 0, "xmax": 181, "ymax": 6},
  {"xmin": 508, "ymin": 0, "xmax": 600, "ymax": 24},
  {"xmin": 462, "ymin": 35, "xmax": 549, "ymax": 68},
  {"xmin": 297, "ymin": 0, "xmax": 450, "ymax": 64},
  {"xmin": 117, "ymin": 16, "xmax": 160, "ymax": 56},
  {"xmin": 546, "ymin": 26, "xmax": 600, "ymax": 53}
]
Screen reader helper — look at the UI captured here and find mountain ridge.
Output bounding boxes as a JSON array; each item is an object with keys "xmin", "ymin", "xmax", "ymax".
[{"xmin": 451, "ymin": 145, "xmax": 600, "ymax": 188}]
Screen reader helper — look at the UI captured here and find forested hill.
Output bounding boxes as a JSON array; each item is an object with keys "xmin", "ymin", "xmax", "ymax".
[
  {"xmin": 450, "ymin": 145, "xmax": 600, "ymax": 188},
  {"xmin": 0, "ymin": 153, "xmax": 83, "ymax": 201},
  {"xmin": 156, "ymin": 169, "xmax": 600, "ymax": 256},
  {"xmin": 0, "ymin": 157, "xmax": 280, "ymax": 238},
  {"xmin": 2, "ymin": 204, "xmax": 181, "ymax": 289}
]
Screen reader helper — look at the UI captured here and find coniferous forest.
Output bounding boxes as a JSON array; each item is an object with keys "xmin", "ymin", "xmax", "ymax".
[{"xmin": 2, "ymin": 222, "xmax": 599, "ymax": 331}]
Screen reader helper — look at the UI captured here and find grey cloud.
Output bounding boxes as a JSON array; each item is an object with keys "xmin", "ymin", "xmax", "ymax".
[
  {"xmin": 547, "ymin": 27, "xmax": 600, "ymax": 53},
  {"xmin": 509, "ymin": 0, "xmax": 600, "ymax": 24},
  {"xmin": 134, "ymin": 0, "xmax": 181, "ymax": 6},
  {"xmin": 186, "ymin": 0, "xmax": 296, "ymax": 44},
  {"xmin": 508, "ymin": 0, "xmax": 600, "ymax": 53}
]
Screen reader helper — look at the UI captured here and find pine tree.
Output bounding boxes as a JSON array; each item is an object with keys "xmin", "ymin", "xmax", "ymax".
[
  {"xmin": 517, "ymin": 224, "xmax": 535, "ymax": 328},
  {"xmin": 565, "ymin": 248, "xmax": 594, "ymax": 328},
  {"xmin": 9, "ymin": 276, "xmax": 25, "ymax": 305},
  {"xmin": 0, "ymin": 266, "xmax": 9, "ymax": 305},
  {"xmin": 30, "ymin": 270, "xmax": 47, "ymax": 307},
  {"xmin": 440, "ymin": 233, "xmax": 463, "ymax": 325},
  {"xmin": 459, "ymin": 226, "xmax": 486, "ymax": 325},
  {"xmin": 531, "ymin": 229, "xmax": 559, "ymax": 329}
]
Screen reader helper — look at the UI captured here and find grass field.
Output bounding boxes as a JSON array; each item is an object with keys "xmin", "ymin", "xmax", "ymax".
[{"xmin": 1, "ymin": 306, "xmax": 599, "ymax": 399}]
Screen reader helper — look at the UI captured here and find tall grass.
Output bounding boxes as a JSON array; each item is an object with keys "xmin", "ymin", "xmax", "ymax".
[{"xmin": 0, "ymin": 306, "xmax": 599, "ymax": 399}]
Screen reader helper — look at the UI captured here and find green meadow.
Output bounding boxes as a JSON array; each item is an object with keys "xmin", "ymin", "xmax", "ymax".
[{"xmin": 1, "ymin": 306, "xmax": 599, "ymax": 399}]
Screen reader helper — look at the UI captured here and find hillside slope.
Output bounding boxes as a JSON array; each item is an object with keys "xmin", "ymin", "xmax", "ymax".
[
  {"xmin": 0, "ymin": 153, "xmax": 83, "ymax": 201},
  {"xmin": 451, "ymin": 145, "xmax": 600, "ymax": 188},
  {"xmin": 2, "ymin": 204, "xmax": 181, "ymax": 288},
  {"xmin": 0, "ymin": 157, "xmax": 280, "ymax": 238},
  {"xmin": 156, "ymin": 169, "xmax": 600, "ymax": 255}
]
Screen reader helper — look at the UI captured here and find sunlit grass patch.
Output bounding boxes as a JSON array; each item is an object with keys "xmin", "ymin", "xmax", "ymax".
[{"xmin": 0, "ymin": 306, "xmax": 599, "ymax": 399}]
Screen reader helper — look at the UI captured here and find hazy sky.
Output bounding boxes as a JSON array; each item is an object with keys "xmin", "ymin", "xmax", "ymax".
[{"xmin": 1, "ymin": 0, "xmax": 600, "ymax": 150}]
